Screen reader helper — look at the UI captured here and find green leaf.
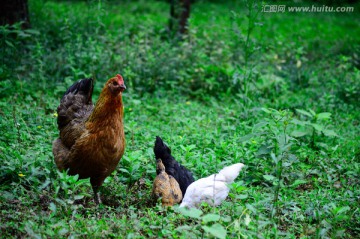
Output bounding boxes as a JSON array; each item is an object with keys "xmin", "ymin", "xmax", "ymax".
[
  {"xmin": 119, "ymin": 168, "xmax": 129, "ymax": 174},
  {"xmin": 253, "ymin": 121, "xmax": 268, "ymax": 130},
  {"xmin": 202, "ymin": 223, "xmax": 227, "ymax": 239},
  {"xmin": 316, "ymin": 112, "xmax": 331, "ymax": 120},
  {"xmin": 238, "ymin": 133, "xmax": 254, "ymax": 143},
  {"xmin": 290, "ymin": 179, "xmax": 307, "ymax": 187},
  {"xmin": 236, "ymin": 194, "xmax": 248, "ymax": 200},
  {"xmin": 24, "ymin": 29, "xmax": 40, "ymax": 35},
  {"xmin": 58, "ymin": 228, "xmax": 69, "ymax": 235},
  {"xmin": 49, "ymin": 202, "xmax": 56, "ymax": 213},
  {"xmin": 292, "ymin": 118, "xmax": 307, "ymax": 126},
  {"xmin": 296, "ymin": 109, "xmax": 312, "ymax": 118},
  {"xmin": 245, "ymin": 203, "xmax": 257, "ymax": 214},
  {"xmin": 261, "ymin": 108, "xmax": 271, "ymax": 114},
  {"xmin": 5, "ymin": 40, "xmax": 15, "ymax": 48},
  {"xmin": 309, "ymin": 123, "xmax": 323, "ymax": 131},
  {"xmin": 263, "ymin": 174, "xmax": 276, "ymax": 181},
  {"xmin": 335, "ymin": 206, "xmax": 350, "ymax": 215},
  {"xmin": 322, "ymin": 129, "xmax": 338, "ymax": 137},
  {"xmin": 175, "ymin": 225, "xmax": 192, "ymax": 232},
  {"xmin": 1, "ymin": 191, "xmax": 14, "ymax": 200},
  {"xmin": 74, "ymin": 195, "xmax": 84, "ymax": 200},
  {"xmin": 202, "ymin": 214, "xmax": 221, "ymax": 223},
  {"xmin": 177, "ymin": 207, "xmax": 203, "ymax": 219},
  {"xmin": 256, "ymin": 144, "xmax": 272, "ymax": 156},
  {"xmin": 291, "ymin": 130, "xmax": 308, "ymax": 137},
  {"xmin": 244, "ymin": 214, "xmax": 251, "ymax": 226},
  {"xmin": 270, "ymin": 153, "xmax": 278, "ymax": 164}
]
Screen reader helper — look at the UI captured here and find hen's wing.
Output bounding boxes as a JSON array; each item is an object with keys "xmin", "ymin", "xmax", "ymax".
[
  {"xmin": 53, "ymin": 78, "xmax": 94, "ymax": 170},
  {"xmin": 57, "ymin": 78, "xmax": 94, "ymax": 148},
  {"xmin": 169, "ymin": 176, "xmax": 183, "ymax": 204},
  {"xmin": 180, "ymin": 175, "xmax": 229, "ymax": 208},
  {"xmin": 180, "ymin": 164, "xmax": 245, "ymax": 208},
  {"xmin": 53, "ymin": 138, "xmax": 70, "ymax": 171},
  {"xmin": 152, "ymin": 172, "xmax": 173, "ymax": 206}
]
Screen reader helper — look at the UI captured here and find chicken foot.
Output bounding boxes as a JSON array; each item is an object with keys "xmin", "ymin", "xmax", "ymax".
[{"xmin": 92, "ymin": 185, "xmax": 102, "ymax": 205}]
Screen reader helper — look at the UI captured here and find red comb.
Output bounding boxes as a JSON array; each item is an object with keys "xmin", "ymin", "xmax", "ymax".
[{"xmin": 116, "ymin": 74, "xmax": 124, "ymax": 84}]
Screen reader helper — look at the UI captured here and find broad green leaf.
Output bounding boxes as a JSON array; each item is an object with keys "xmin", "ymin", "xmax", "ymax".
[
  {"xmin": 74, "ymin": 195, "xmax": 84, "ymax": 200},
  {"xmin": 316, "ymin": 112, "xmax": 331, "ymax": 120},
  {"xmin": 5, "ymin": 40, "xmax": 15, "ymax": 48},
  {"xmin": 270, "ymin": 153, "xmax": 278, "ymax": 164},
  {"xmin": 234, "ymin": 219, "xmax": 240, "ymax": 231},
  {"xmin": 119, "ymin": 168, "xmax": 129, "ymax": 174},
  {"xmin": 58, "ymin": 228, "xmax": 69, "ymax": 235},
  {"xmin": 202, "ymin": 214, "xmax": 221, "ymax": 223},
  {"xmin": 175, "ymin": 225, "xmax": 192, "ymax": 232},
  {"xmin": 244, "ymin": 214, "xmax": 251, "ymax": 226},
  {"xmin": 186, "ymin": 144, "xmax": 196, "ymax": 151},
  {"xmin": 261, "ymin": 108, "xmax": 271, "ymax": 114},
  {"xmin": 288, "ymin": 154, "xmax": 298, "ymax": 162},
  {"xmin": 253, "ymin": 121, "xmax": 268, "ymax": 130},
  {"xmin": 177, "ymin": 207, "xmax": 203, "ymax": 219},
  {"xmin": 263, "ymin": 174, "xmax": 276, "ymax": 181},
  {"xmin": 236, "ymin": 194, "xmax": 248, "ymax": 199},
  {"xmin": 322, "ymin": 129, "xmax": 338, "ymax": 137},
  {"xmin": 245, "ymin": 203, "xmax": 257, "ymax": 214},
  {"xmin": 309, "ymin": 123, "xmax": 323, "ymax": 131},
  {"xmin": 335, "ymin": 206, "xmax": 350, "ymax": 215},
  {"xmin": 49, "ymin": 202, "xmax": 56, "ymax": 213},
  {"xmin": 24, "ymin": 29, "xmax": 40, "ymax": 35},
  {"xmin": 283, "ymin": 162, "xmax": 291, "ymax": 167},
  {"xmin": 180, "ymin": 145, "xmax": 186, "ymax": 151},
  {"xmin": 296, "ymin": 109, "xmax": 312, "ymax": 118},
  {"xmin": 291, "ymin": 130, "xmax": 308, "ymax": 137},
  {"xmin": 256, "ymin": 144, "xmax": 272, "ymax": 156},
  {"xmin": 292, "ymin": 118, "xmax": 307, "ymax": 126},
  {"xmin": 290, "ymin": 179, "xmax": 307, "ymax": 187},
  {"xmin": 202, "ymin": 223, "xmax": 227, "ymax": 239},
  {"xmin": 1, "ymin": 191, "xmax": 14, "ymax": 200},
  {"xmin": 238, "ymin": 133, "xmax": 254, "ymax": 143}
]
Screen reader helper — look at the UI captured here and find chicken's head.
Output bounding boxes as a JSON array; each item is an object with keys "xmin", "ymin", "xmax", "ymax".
[{"xmin": 107, "ymin": 74, "xmax": 126, "ymax": 95}]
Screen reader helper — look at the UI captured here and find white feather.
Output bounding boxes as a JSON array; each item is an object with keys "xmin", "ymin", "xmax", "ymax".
[{"xmin": 180, "ymin": 163, "xmax": 245, "ymax": 208}]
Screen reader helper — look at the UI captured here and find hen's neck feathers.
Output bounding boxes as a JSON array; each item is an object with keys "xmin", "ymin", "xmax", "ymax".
[{"xmin": 87, "ymin": 88, "xmax": 124, "ymax": 126}]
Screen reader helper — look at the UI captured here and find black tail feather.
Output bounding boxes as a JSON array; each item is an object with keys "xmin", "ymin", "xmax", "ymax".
[
  {"xmin": 154, "ymin": 136, "xmax": 171, "ymax": 159},
  {"xmin": 63, "ymin": 78, "xmax": 94, "ymax": 103},
  {"xmin": 56, "ymin": 78, "xmax": 94, "ymax": 130}
]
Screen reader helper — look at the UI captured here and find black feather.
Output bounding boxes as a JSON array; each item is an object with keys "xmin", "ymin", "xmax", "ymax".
[
  {"xmin": 63, "ymin": 78, "xmax": 94, "ymax": 104},
  {"xmin": 57, "ymin": 78, "xmax": 94, "ymax": 130},
  {"xmin": 154, "ymin": 136, "xmax": 195, "ymax": 197}
]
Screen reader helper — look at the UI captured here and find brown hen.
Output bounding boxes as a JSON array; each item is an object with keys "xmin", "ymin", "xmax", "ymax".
[
  {"xmin": 152, "ymin": 159, "xmax": 182, "ymax": 207},
  {"xmin": 52, "ymin": 74, "xmax": 126, "ymax": 204}
]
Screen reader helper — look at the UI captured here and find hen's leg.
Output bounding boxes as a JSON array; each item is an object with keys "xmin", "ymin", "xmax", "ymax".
[
  {"xmin": 90, "ymin": 177, "xmax": 104, "ymax": 204},
  {"xmin": 92, "ymin": 185, "xmax": 102, "ymax": 204}
]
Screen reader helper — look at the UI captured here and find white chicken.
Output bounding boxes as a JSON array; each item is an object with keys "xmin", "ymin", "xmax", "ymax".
[{"xmin": 179, "ymin": 163, "xmax": 245, "ymax": 208}]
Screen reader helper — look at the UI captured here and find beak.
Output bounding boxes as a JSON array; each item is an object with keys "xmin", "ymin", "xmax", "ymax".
[{"xmin": 119, "ymin": 84, "xmax": 126, "ymax": 90}]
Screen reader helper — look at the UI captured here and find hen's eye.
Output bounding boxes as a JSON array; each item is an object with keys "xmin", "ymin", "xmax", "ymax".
[{"xmin": 112, "ymin": 81, "xmax": 118, "ymax": 86}]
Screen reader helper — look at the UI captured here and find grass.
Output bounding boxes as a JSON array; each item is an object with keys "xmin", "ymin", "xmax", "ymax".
[{"xmin": 1, "ymin": 0, "xmax": 360, "ymax": 238}]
